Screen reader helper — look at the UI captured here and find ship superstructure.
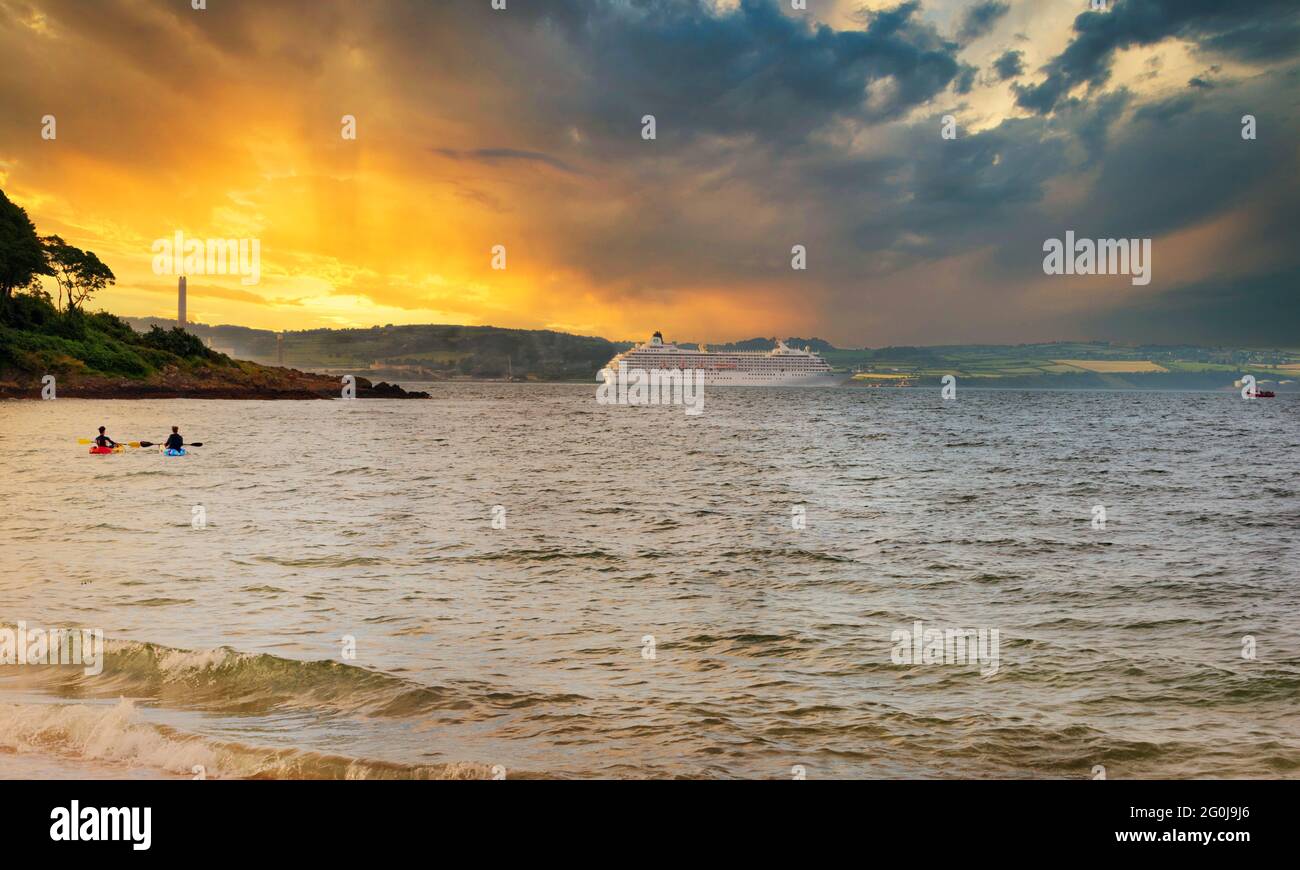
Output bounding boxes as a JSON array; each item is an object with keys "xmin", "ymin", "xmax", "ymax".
[{"xmin": 604, "ymin": 332, "xmax": 840, "ymax": 386}]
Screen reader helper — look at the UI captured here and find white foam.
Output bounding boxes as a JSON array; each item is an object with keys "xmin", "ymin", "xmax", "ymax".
[
  {"xmin": 153, "ymin": 645, "xmax": 238, "ymax": 674},
  {"xmin": 0, "ymin": 698, "xmax": 217, "ymax": 777},
  {"xmin": 0, "ymin": 696, "xmax": 498, "ymax": 780}
]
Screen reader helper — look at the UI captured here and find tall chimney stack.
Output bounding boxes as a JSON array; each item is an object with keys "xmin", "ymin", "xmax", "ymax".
[{"xmin": 178, "ymin": 276, "xmax": 187, "ymax": 327}]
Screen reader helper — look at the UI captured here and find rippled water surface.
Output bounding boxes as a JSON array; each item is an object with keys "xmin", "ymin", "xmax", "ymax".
[{"xmin": 1, "ymin": 385, "xmax": 1297, "ymax": 778}]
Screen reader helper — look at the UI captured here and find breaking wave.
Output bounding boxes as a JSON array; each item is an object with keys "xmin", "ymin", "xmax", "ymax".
[{"xmin": 0, "ymin": 699, "xmax": 495, "ymax": 780}]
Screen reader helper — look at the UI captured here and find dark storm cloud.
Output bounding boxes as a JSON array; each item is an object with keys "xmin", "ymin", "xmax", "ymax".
[
  {"xmin": 549, "ymin": 0, "xmax": 964, "ymax": 144},
  {"xmin": 465, "ymin": 0, "xmax": 1299, "ymax": 342},
  {"xmin": 1081, "ymin": 270, "xmax": 1300, "ymax": 346},
  {"xmin": 991, "ymin": 49, "xmax": 1024, "ymax": 80},
  {"xmin": 1131, "ymin": 94, "xmax": 1195, "ymax": 123},
  {"xmin": 955, "ymin": 63, "xmax": 979, "ymax": 93},
  {"xmin": 1034, "ymin": 70, "xmax": 1300, "ymax": 345},
  {"xmin": 774, "ymin": 61, "xmax": 1298, "ymax": 336},
  {"xmin": 1068, "ymin": 88, "xmax": 1132, "ymax": 158},
  {"xmin": 826, "ymin": 94, "xmax": 1127, "ymax": 265},
  {"xmin": 1200, "ymin": 19, "xmax": 1300, "ymax": 62},
  {"xmin": 357, "ymin": 0, "xmax": 966, "ymax": 160},
  {"xmin": 1066, "ymin": 75, "xmax": 1297, "ymax": 253},
  {"xmin": 1015, "ymin": 0, "xmax": 1300, "ymax": 114},
  {"xmin": 956, "ymin": 1, "xmax": 1009, "ymax": 43},
  {"xmin": 432, "ymin": 148, "xmax": 581, "ymax": 175}
]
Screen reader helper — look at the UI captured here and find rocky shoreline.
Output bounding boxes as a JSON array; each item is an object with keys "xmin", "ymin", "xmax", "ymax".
[{"xmin": 0, "ymin": 367, "xmax": 430, "ymax": 400}]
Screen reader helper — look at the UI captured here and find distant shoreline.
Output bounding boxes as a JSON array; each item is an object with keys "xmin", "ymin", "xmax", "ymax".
[
  {"xmin": 10, "ymin": 382, "xmax": 1285, "ymax": 399},
  {"xmin": 0, "ymin": 374, "xmax": 429, "ymax": 400},
  {"xmin": 380, "ymin": 375, "xmax": 1290, "ymax": 393},
  {"xmin": 1, "ymin": 293, "xmax": 433, "ymax": 401}
]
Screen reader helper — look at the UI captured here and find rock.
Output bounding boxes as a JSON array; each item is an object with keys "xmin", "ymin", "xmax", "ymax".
[
  {"xmin": 0, "ymin": 367, "xmax": 431, "ymax": 400},
  {"xmin": 356, "ymin": 380, "xmax": 431, "ymax": 399}
]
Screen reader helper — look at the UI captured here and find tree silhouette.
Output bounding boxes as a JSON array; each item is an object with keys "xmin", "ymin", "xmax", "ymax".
[
  {"xmin": 0, "ymin": 189, "xmax": 49, "ymax": 312},
  {"xmin": 41, "ymin": 234, "xmax": 116, "ymax": 311},
  {"xmin": 42, "ymin": 235, "xmax": 76, "ymax": 310}
]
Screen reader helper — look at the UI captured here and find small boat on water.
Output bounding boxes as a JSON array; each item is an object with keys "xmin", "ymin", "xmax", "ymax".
[{"xmin": 1249, "ymin": 390, "xmax": 1276, "ymax": 398}]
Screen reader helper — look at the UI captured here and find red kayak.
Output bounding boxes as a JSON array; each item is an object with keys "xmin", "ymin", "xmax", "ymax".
[
  {"xmin": 88, "ymin": 446, "xmax": 122, "ymax": 454},
  {"xmin": 1249, "ymin": 390, "xmax": 1276, "ymax": 398}
]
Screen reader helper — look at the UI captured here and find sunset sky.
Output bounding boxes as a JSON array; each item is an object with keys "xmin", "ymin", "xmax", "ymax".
[{"xmin": 1, "ymin": 0, "xmax": 1296, "ymax": 346}]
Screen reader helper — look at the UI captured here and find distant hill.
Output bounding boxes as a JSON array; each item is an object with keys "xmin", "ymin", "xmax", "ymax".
[
  {"xmin": 123, "ymin": 318, "xmax": 624, "ymax": 381},
  {"xmin": 829, "ymin": 340, "xmax": 1298, "ymax": 391},
  {"xmin": 676, "ymin": 336, "xmax": 836, "ymax": 352},
  {"xmin": 113, "ymin": 317, "xmax": 1300, "ymax": 389}
]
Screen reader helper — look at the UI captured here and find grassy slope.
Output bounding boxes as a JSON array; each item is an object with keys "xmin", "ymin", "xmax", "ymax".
[
  {"xmin": 0, "ymin": 293, "xmax": 391, "ymax": 398},
  {"xmin": 0, "ymin": 293, "xmax": 236, "ymax": 379}
]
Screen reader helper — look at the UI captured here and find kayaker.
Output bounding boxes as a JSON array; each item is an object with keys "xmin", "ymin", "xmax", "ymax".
[
  {"xmin": 94, "ymin": 427, "xmax": 118, "ymax": 449},
  {"xmin": 164, "ymin": 426, "xmax": 184, "ymax": 452}
]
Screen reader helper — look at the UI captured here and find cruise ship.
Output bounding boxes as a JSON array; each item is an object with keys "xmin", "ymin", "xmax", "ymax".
[{"xmin": 604, "ymin": 332, "xmax": 842, "ymax": 386}]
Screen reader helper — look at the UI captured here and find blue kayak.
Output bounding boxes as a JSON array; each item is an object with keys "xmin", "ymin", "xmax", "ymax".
[{"xmin": 165, "ymin": 448, "xmax": 187, "ymax": 456}]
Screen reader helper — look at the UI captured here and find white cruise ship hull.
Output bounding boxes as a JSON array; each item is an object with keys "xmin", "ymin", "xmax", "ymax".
[
  {"xmin": 605, "ymin": 332, "xmax": 842, "ymax": 387},
  {"xmin": 693, "ymin": 370, "xmax": 843, "ymax": 387}
]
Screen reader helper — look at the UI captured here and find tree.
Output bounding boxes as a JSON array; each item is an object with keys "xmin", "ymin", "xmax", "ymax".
[
  {"xmin": 41, "ymin": 235, "xmax": 116, "ymax": 311},
  {"xmin": 42, "ymin": 235, "xmax": 75, "ymax": 310},
  {"xmin": 0, "ymin": 189, "xmax": 49, "ymax": 311},
  {"xmin": 68, "ymin": 248, "xmax": 115, "ymax": 310}
]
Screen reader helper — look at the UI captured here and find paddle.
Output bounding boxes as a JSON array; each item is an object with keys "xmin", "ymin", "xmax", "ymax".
[{"xmin": 77, "ymin": 439, "xmax": 201, "ymax": 448}]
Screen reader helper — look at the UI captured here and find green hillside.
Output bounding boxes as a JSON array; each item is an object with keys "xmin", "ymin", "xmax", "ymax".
[
  {"xmin": 124, "ymin": 317, "xmax": 624, "ymax": 381},
  {"xmin": 832, "ymin": 341, "xmax": 1299, "ymax": 389},
  {"xmin": 112, "ymin": 321, "xmax": 1300, "ymax": 389},
  {"xmin": 2, "ymin": 291, "xmax": 235, "ymax": 379}
]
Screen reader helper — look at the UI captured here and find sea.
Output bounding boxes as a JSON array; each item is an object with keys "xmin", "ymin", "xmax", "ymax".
[{"xmin": 1, "ymin": 385, "xmax": 1297, "ymax": 779}]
